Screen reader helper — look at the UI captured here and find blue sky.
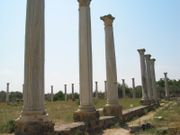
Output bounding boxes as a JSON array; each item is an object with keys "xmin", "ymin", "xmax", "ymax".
[{"xmin": 0, "ymin": 0, "xmax": 180, "ymax": 94}]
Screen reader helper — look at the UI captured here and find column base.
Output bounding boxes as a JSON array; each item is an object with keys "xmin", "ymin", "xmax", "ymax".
[
  {"xmin": 140, "ymin": 99, "xmax": 151, "ymax": 105},
  {"xmin": 103, "ymin": 104, "xmax": 122, "ymax": 118},
  {"xmin": 73, "ymin": 105, "xmax": 99, "ymax": 122},
  {"xmin": 15, "ymin": 112, "xmax": 54, "ymax": 135}
]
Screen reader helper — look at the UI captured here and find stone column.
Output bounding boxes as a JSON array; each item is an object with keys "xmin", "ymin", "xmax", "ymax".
[
  {"xmin": 122, "ymin": 79, "xmax": 126, "ymax": 98},
  {"xmin": 72, "ymin": 83, "xmax": 75, "ymax": 101},
  {"xmin": 64, "ymin": 84, "xmax": 67, "ymax": 101},
  {"xmin": 145, "ymin": 54, "xmax": 153, "ymax": 101},
  {"xmin": 15, "ymin": 0, "xmax": 54, "ymax": 134},
  {"xmin": 74, "ymin": 0, "xmax": 99, "ymax": 122},
  {"xmin": 6, "ymin": 82, "xmax": 10, "ymax": 103},
  {"xmin": 101, "ymin": 14, "xmax": 122, "ymax": 117},
  {"xmin": 51, "ymin": 85, "xmax": 54, "ymax": 102},
  {"xmin": 150, "ymin": 59, "xmax": 158, "ymax": 101},
  {"xmin": 164, "ymin": 72, "xmax": 169, "ymax": 99},
  {"xmin": 104, "ymin": 81, "xmax": 107, "ymax": 99},
  {"xmin": 95, "ymin": 81, "xmax": 98, "ymax": 99},
  {"xmin": 137, "ymin": 49, "xmax": 149, "ymax": 105},
  {"xmin": 132, "ymin": 78, "xmax": 136, "ymax": 99}
]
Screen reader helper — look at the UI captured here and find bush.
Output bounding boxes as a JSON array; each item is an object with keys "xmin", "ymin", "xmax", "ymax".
[{"xmin": 0, "ymin": 120, "xmax": 15, "ymax": 133}]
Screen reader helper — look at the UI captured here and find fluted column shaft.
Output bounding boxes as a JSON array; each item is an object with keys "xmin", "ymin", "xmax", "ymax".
[
  {"xmin": 78, "ymin": 0, "xmax": 95, "ymax": 111},
  {"xmin": 150, "ymin": 59, "xmax": 157, "ymax": 100},
  {"xmin": 101, "ymin": 14, "xmax": 119, "ymax": 105},
  {"xmin": 15, "ymin": 1, "xmax": 54, "ymax": 134},
  {"xmin": 145, "ymin": 54, "xmax": 153, "ymax": 100},
  {"xmin": 23, "ymin": 0, "xmax": 45, "ymax": 114},
  {"xmin": 104, "ymin": 81, "xmax": 107, "ymax": 99},
  {"xmin": 137, "ymin": 49, "xmax": 148, "ymax": 101}
]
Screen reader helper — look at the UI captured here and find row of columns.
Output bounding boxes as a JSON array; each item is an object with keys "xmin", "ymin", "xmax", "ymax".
[
  {"xmin": 137, "ymin": 49, "xmax": 158, "ymax": 105},
  {"xmin": 14, "ymin": 0, "xmax": 169, "ymax": 134}
]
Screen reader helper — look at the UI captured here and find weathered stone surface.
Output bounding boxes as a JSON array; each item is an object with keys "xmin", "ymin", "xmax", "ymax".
[
  {"xmin": 103, "ymin": 104, "xmax": 122, "ymax": 118},
  {"xmin": 15, "ymin": 120, "xmax": 54, "ymax": 135},
  {"xmin": 54, "ymin": 122, "xmax": 86, "ymax": 135}
]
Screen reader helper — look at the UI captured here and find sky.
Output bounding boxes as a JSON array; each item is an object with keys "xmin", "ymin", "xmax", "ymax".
[{"xmin": 0, "ymin": 0, "xmax": 180, "ymax": 94}]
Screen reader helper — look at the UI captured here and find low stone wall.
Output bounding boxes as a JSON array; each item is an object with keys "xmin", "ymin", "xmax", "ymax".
[
  {"xmin": 54, "ymin": 104, "xmax": 157, "ymax": 135},
  {"xmin": 122, "ymin": 104, "xmax": 155, "ymax": 122}
]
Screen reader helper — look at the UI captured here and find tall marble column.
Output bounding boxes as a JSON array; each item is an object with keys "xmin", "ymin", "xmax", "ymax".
[
  {"xmin": 137, "ymin": 49, "xmax": 149, "ymax": 105},
  {"xmin": 132, "ymin": 78, "xmax": 136, "ymax": 99},
  {"xmin": 122, "ymin": 79, "xmax": 126, "ymax": 98},
  {"xmin": 64, "ymin": 84, "xmax": 67, "ymax": 101},
  {"xmin": 72, "ymin": 83, "xmax": 75, "ymax": 101},
  {"xmin": 6, "ymin": 82, "xmax": 10, "ymax": 103},
  {"xmin": 74, "ymin": 0, "xmax": 99, "ymax": 122},
  {"xmin": 150, "ymin": 59, "xmax": 158, "ymax": 101},
  {"xmin": 101, "ymin": 14, "xmax": 122, "ymax": 117},
  {"xmin": 95, "ymin": 81, "xmax": 98, "ymax": 99},
  {"xmin": 164, "ymin": 72, "xmax": 169, "ymax": 99},
  {"xmin": 15, "ymin": 1, "xmax": 54, "ymax": 134},
  {"xmin": 104, "ymin": 81, "xmax": 107, "ymax": 99},
  {"xmin": 51, "ymin": 85, "xmax": 54, "ymax": 102},
  {"xmin": 145, "ymin": 54, "xmax": 153, "ymax": 101}
]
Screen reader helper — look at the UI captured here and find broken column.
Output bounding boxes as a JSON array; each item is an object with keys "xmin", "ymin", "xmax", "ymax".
[
  {"xmin": 51, "ymin": 85, "xmax": 54, "ymax": 102},
  {"xmin": 137, "ymin": 49, "xmax": 149, "ymax": 105},
  {"xmin": 15, "ymin": 0, "xmax": 54, "ymax": 134},
  {"xmin": 122, "ymin": 79, "xmax": 126, "ymax": 98},
  {"xmin": 73, "ymin": 0, "xmax": 99, "ymax": 122},
  {"xmin": 132, "ymin": 78, "xmax": 136, "ymax": 99},
  {"xmin": 72, "ymin": 83, "xmax": 75, "ymax": 101},
  {"xmin": 164, "ymin": 72, "xmax": 169, "ymax": 99},
  {"xmin": 104, "ymin": 81, "xmax": 107, "ymax": 99},
  {"xmin": 6, "ymin": 82, "xmax": 10, "ymax": 103},
  {"xmin": 101, "ymin": 14, "xmax": 122, "ymax": 117},
  {"xmin": 64, "ymin": 84, "xmax": 67, "ymax": 101},
  {"xmin": 95, "ymin": 81, "xmax": 98, "ymax": 99}
]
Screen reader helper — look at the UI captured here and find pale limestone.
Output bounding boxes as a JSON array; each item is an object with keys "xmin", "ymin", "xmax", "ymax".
[
  {"xmin": 137, "ymin": 49, "xmax": 149, "ymax": 102},
  {"xmin": 101, "ymin": 14, "xmax": 122, "ymax": 117},
  {"xmin": 75, "ymin": 0, "xmax": 96, "ymax": 113},
  {"xmin": 145, "ymin": 54, "xmax": 153, "ymax": 100},
  {"xmin": 150, "ymin": 58, "xmax": 158, "ymax": 101},
  {"xmin": 15, "ymin": 1, "xmax": 53, "ymax": 134},
  {"xmin": 101, "ymin": 14, "xmax": 119, "ymax": 106}
]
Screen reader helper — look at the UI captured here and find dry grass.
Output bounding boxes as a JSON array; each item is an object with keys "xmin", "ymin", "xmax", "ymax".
[{"xmin": 0, "ymin": 98, "xmax": 141, "ymax": 133}]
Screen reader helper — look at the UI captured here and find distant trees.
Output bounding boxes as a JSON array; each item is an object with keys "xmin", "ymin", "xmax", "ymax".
[
  {"xmin": 0, "ymin": 91, "xmax": 22, "ymax": 102},
  {"xmin": 156, "ymin": 78, "xmax": 180, "ymax": 98}
]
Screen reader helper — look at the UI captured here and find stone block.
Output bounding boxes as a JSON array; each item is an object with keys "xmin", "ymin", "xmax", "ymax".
[{"xmin": 103, "ymin": 105, "xmax": 122, "ymax": 118}]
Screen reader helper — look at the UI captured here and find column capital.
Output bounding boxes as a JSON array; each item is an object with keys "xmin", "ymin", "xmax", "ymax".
[
  {"xmin": 151, "ymin": 58, "xmax": 156, "ymax": 62},
  {"xmin": 122, "ymin": 79, "xmax": 125, "ymax": 83},
  {"xmin": 137, "ymin": 48, "xmax": 146, "ymax": 54},
  {"xmin": 145, "ymin": 54, "xmax": 151, "ymax": 60},
  {"xmin": 100, "ymin": 14, "xmax": 115, "ymax": 26},
  {"xmin": 78, "ymin": 0, "xmax": 91, "ymax": 7},
  {"xmin": 164, "ymin": 72, "xmax": 167, "ymax": 76}
]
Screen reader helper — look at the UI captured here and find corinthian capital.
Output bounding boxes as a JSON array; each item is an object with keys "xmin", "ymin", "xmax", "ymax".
[
  {"xmin": 100, "ymin": 14, "xmax": 115, "ymax": 26},
  {"xmin": 78, "ymin": 0, "xmax": 91, "ymax": 7}
]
